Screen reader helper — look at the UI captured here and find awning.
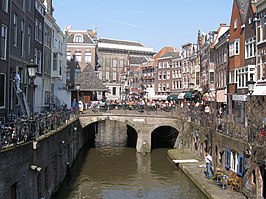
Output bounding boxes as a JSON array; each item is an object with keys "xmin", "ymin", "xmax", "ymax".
[
  {"xmin": 202, "ymin": 91, "xmax": 216, "ymax": 101},
  {"xmin": 151, "ymin": 95, "xmax": 167, "ymax": 101},
  {"xmin": 184, "ymin": 92, "xmax": 192, "ymax": 99},
  {"xmin": 252, "ymin": 82, "xmax": 266, "ymax": 96},
  {"xmin": 167, "ymin": 94, "xmax": 179, "ymax": 101},
  {"xmin": 216, "ymin": 89, "xmax": 226, "ymax": 103},
  {"xmin": 178, "ymin": 92, "xmax": 186, "ymax": 99}
]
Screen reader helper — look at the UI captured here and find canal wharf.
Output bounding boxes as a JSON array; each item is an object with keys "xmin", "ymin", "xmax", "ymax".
[{"xmin": 167, "ymin": 149, "xmax": 247, "ymax": 199}]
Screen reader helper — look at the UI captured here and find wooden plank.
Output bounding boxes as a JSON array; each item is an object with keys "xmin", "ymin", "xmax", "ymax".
[{"xmin": 173, "ymin": 159, "xmax": 199, "ymax": 163}]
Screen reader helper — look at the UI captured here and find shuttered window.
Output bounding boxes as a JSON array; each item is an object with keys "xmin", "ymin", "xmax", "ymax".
[
  {"xmin": 237, "ymin": 155, "xmax": 244, "ymax": 177},
  {"xmin": 225, "ymin": 148, "xmax": 230, "ymax": 170}
]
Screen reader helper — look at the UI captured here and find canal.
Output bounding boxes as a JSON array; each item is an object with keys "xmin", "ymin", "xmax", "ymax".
[{"xmin": 53, "ymin": 147, "xmax": 207, "ymax": 199}]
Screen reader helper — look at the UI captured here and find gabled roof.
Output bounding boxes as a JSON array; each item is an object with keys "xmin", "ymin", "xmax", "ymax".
[
  {"xmin": 159, "ymin": 51, "xmax": 180, "ymax": 59},
  {"xmin": 75, "ymin": 63, "xmax": 108, "ymax": 92},
  {"xmin": 99, "ymin": 38, "xmax": 144, "ymax": 47},
  {"xmin": 211, "ymin": 24, "xmax": 230, "ymax": 48},
  {"xmin": 236, "ymin": 0, "xmax": 249, "ymax": 24},
  {"xmin": 66, "ymin": 31, "xmax": 95, "ymax": 44},
  {"xmin": 153, "ymin": 47, "xmax": 178, "ymax": 59},
  {"xmin": 130, "ymin": 56, "xmax": 148, "ymax": 65}
]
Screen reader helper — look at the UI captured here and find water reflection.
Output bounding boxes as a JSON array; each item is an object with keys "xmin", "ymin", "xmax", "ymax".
[{"xmin": 53, "ymin": 147, "xmax": 206, "ymax": 199}]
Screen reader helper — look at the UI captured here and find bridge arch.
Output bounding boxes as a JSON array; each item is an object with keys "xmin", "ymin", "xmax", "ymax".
[
  {"xmin": 80, "ymin": 116, "xmax": 141, "ymax": 134},
  {"xmin": 79, "ymin": 115, "xmax": 186, "ymax": 153}
]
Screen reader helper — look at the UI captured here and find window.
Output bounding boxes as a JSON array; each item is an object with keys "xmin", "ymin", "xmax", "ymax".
[
  {"xmin": 119, "ymin": 59, "xmax": 124, "ymax": 67},
  {"xmin": 35, "ymin": 19, "xmax": 38, "ymax": 40},
  {"xmin": 196, "ymin": 72, "xmax": 200, "ymax": 85},
  {"xmin": 245, "ymin": 37, "xmax": 256, "ymax": 59},
  {"xmin": 209, "ymin": 72, "xmax": 214, "ymax": 83},
  {"xmin": 112, "ymin": 87, "xmax": 116, "ymax": 95},
  {"xmin": 163, "ymin": 71, "xmax": 166, "ymax": 80},
  {"xmin": 53, "ymin": 53, "xmax": 58, "ymax": 71},
  {"xmin": 59, "ymin": 60, "xmax": 62, "ymax": 76},
  {"xmin": 74, "ymin": 35, "xmax": 83, "ymax": 43},
  {"xmin": 22, "ymin": 0, "xmax": 25, "ymax": 11},
  {"xmin": 234, "ymin": 18, "xmax": 238, "ymax": 29},
  {"xmin": 158, "ymin": 72, "xmax": 162, "ymax": 80},
  {"xmin": 113, "ymin": 72, "xmax": 117, "ymax": 81},
  {"xmin": 67, "ymin": 51, "xmax": 71, "ymax": 60},
  {"xmin": 236, "ymin": 66, "xmax": 255, "ymax": 88},
  {"xmin": 28, "ymin": 0, "xmax": 33, "ymax": 12},
  {"xmin": 11, "ymin": 182, "xmax": 17, "ymax": 199},
  {"xmin": 38, "ymin": 22, "xmax": 42, "ymax": 43},
  {"xmin": 237, "ymin": 155, "xmax": 244, "ymax": 177},
  {"xmin": 0, "ymin": 74, "xmax": 5, "ymax": 108},
  {"xmin": 34, "ymin": 48, "xmax": 38, "ymax": 64},
  {"xmin": 75, "ymin": 68, "xmax": 81, "ymax": 79},
  {"xmin": 27, "ymin": 26, "xmax": 31, "ymax": 54},
  {"xmin": 230, "ymin": 151, "xmax": 237, "ymax": 172},
  {"xmin": 257, "ymin": 26, "xmax": 261, "ymax": 43},
  {"xmin": 66, "ymin": 68, "xmax": 70, "ymax": 80},
  {"xmin": 225, "ymin": 148, "xmax": 230, "ymax": 170},
  {"xmin": 1, "ymin": 0, "xmax": 8, "ymax": 12},
  {"xmin": 13, "ymin": 13, "xmax": 18, "ymax": 46},
  {"xmin": 112, "ymin": 59, "xmax": 117, "ymax": 68},
  {"xmin": 1, "ymin": 25, "xmax": 8, "ymax": 60},
  {"xmin": 85, "ymin": 51, "xmax": 92, "ymax": 62},
  {"xmin": 75, "ymin": 52, "xmax": 81, "ymax": 62},
  {"xmin": 44, "ymin": 27, "xmax": 48, "ymax": 46},
  {"xmin": 21, "ymin": 20, "xmax": 25, "ymax": 57},
  {"xmin": 38, "ymin": 50, "xmax": 42, "ymax": 72},
  {"xmin": 229, "ymin": 39, "xmax": 240, "ymax": 57}
]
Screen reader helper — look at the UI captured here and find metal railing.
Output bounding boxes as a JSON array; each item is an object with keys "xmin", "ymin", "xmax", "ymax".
[{"xmin": 0, "ymin": 109, "xmax": 79, "ymax": 150}]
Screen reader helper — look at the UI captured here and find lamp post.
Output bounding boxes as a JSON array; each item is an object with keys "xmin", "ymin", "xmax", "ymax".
[
  {"xmin": 26, "ymin": 60, "xmax": 38, "ymax": 116},
  {"xmin": 75, "ymin": 83, "xmax": 81, "ymax": 113},
  {"xmin": 246, "ymin": 80, "xmax": 256, "ymax": 142}
]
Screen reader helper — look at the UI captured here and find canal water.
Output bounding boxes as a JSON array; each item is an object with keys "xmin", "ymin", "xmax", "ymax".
[{"xmin": 53, "ymin": 147, "xmax": 207, "ymax": 199}]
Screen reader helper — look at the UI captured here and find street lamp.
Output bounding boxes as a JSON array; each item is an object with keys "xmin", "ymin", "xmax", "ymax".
[
  {"xmin": 189, "ymin": 82, "xmax": 194, "ymax": 91},
  {"xmin": 26, "ymin": 60, "xmax": 38, "ymax": 116},
  {"xmin": 75, "ymin": 83, "xmax": 81, "ymax": 113},
  {"xmin": 247, "ymin": 80, "xmax": 256, "ymax": 95}
]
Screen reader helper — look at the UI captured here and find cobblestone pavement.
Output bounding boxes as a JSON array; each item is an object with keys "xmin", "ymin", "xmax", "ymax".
[{"xmin": 168, "ymin": 149, "xmax": 247, "ymax": 199}]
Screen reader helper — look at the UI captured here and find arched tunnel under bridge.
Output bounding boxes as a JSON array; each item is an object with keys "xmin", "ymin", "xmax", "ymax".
[{"xmin": 81, "ymin": 120, "xmax": 179, "ymax": 151}]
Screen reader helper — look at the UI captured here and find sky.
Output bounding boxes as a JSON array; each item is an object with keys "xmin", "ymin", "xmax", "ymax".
[{"xmin": 53, "ymin": 0, "xmax": 233, "ymax": 52}]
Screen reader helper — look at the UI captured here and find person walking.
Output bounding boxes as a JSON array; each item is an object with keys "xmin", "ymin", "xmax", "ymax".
[{"xmin": 205, "ymin": 152, "xmax": 212, "ymax": 179}]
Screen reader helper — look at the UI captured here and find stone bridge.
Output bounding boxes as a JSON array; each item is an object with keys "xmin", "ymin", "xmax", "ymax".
[{"xmin": 79, "ymin": 110, "xmax": 189, "ymax": 153}]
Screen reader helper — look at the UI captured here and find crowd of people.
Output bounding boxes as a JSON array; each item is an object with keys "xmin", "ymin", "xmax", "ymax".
[{"xmin": 72, "ymin": 97, "xmax": 226, "ymax": 118}]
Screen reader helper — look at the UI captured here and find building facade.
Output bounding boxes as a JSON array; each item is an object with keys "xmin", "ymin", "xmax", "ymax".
[
  {"xmin": 0, "ymin": 0, "xmax": 10, "ymax": 122},
  {"xmin": 98, "ymin": 38, "xmax": 155, "ymax": 100}
]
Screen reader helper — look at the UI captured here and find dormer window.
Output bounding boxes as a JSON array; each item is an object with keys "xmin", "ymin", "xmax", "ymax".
[
  {"xmin": 74, "ymin": 34, "xmax": 83, "ymax": 43},
  {"xmin": 234, "ymin": 18, "xmax": 238, "ymax": 29}
]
